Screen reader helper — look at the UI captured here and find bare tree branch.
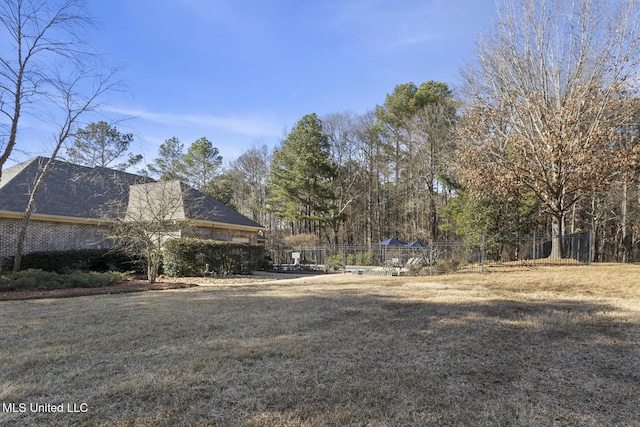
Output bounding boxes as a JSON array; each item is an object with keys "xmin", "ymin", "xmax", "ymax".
[
  {"xmin": 0, "ymin": 0, "xmax": 95, "ymax": 178},
  {"xmin": 458, "ymin": 0, "xmax": 640, "ymax": 258},
  {"xmin": 12, "ymin": 65, "xmax": 120, "ymax": 273}
]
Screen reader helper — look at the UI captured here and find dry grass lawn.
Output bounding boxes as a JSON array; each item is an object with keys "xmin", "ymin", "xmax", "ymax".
[{"xmin": 1, "ymin": 264, "xmax": 639, "ymax": 426}]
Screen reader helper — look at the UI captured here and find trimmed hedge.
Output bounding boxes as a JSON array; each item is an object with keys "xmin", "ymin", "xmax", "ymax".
[
  {"xmin": 1, "ymin": 249, "xmax": 138, "ymax": 274},
  {"xmin": 163, "ymin": 238, "xmax": 264, "ymax": 277},
  {"xmin": 0, "ymin": 269, "xmax": 126, "ymax": 292}
]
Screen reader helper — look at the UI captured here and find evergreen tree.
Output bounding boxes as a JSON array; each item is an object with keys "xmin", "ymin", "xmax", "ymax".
[
  {"xmin": 182, "ymin": 137, "xmax": 223, "ymax": 190},
  {"xmin": 66, "ymin": 121, "xmax": 141, "ymax": 170},
  {"xmin": 374, "ymin": 81, "xmax": 456, "ymax": 241},
  {"xmin": 201, "ymin": 172, "xmax": 235, "ymax": 208},
  {"xmin": 147, "ymin": 137, "xmax": 186, "ymax": 181},
  {"xmin": 267, "ymin": 113, "xmax": 340, "ymax": 240}
]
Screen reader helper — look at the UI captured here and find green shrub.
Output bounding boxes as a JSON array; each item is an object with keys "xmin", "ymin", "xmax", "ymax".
[
  {"xmin": 2, "ymin": 249, "xmax": 138, "ymax": 274},
  {"xmin": 162, "ymin": 238, "xmax": 264, "ymax": 277},
  {"xmin": 326, "ymin": 253, "xmax": 344, "ymax": 270},
  {"xmin": 356, "ymin": 250, "xmax": 375, "ymax": 266},
  {"xmin": 433, "ymin": 259, "xmax": 461, "ymax": 274},
  {"xmin": 341, "ymin": 251, "xmax": 375, "ymax": 266},
  {"xmin": 0, "ymin": 269, "xmax": 125, "ymax": 292},
  {"xmin": 409, "ymin": 263, "xmax": 424, "ymax": 276}
]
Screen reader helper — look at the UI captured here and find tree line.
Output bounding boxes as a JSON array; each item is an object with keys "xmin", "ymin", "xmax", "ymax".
[
  {"xmin": 217, "ymin": 0, "xmax": 640, "ymax": 262},
  {"xmin": 131, "ymin": 67, "xmax": 640, "ymax": 263},
  {"xmin": 2, "ymin": 0, "xmax": 640, "ymax": 265}
]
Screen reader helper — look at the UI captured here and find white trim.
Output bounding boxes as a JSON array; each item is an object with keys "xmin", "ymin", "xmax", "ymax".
[{"xmin": 0, "ymin": 210, "xmax": 264, "ymax": 232}]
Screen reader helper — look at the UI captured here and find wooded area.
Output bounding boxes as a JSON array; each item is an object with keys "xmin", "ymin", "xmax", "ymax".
[
  {"xmin": 219, "ymin": 0, "xmax": 640, "ymax": 262},
  {"xmin": 2, "ymin": 0, "xmax": 640, "ymax": 263}
]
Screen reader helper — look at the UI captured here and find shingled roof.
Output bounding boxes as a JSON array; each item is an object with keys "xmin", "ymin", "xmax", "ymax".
[
  {"xmin": 0, "ymin": 157, "xmax": 263, "ymax": 230},
  {"xmin": 126, "ymin": 181, "xmax": 264, "ymax": 229},
  {"xmin": 0, "ymin": 157, "xmax": 152, "ymax": 219}
]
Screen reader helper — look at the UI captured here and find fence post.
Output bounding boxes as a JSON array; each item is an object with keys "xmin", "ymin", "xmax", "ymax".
[
  {"xmin": 481, "ymin": 234, "xmax": 485, "ymax": 274},
  {"xmin": 429, "ymin": 241, "xmax": 433, "ymax": 276},
  {"xmin": 323, "ymin": 245, "xmax": 327, "ymax": 271},
  {"xmin": 342, "ymin": 243, "xmax": 346, "ymax": 273},
  {"xmin": 532, "ymin": 232, "xmax": 536, "ymax": 267}
]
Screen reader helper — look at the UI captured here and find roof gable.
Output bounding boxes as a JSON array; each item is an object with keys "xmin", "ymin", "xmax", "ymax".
[
  {"xmin": 0, "ymin": 157, "xmax": 152, "ymax": 219},
  {"xmin": 126, "ymin": 181, "xmax": 263, "ymax": 229},
  {"xmin": 126, "ymin": 181, "xmax": 186, "ymax": 222},
  {"xmin": 180, "ymin": 183, "xmax": 263, "ymax": 228},
  {"xmin": 0, "ymin": 158, "xmax": 264, "ymax": 230},
  {"xmin": 0, "ymin": 160, "xmax": 32, "ymax": 190}
]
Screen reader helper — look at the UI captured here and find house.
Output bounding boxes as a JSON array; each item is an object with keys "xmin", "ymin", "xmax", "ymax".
[{"xmin": 0, "ymin": 157, "xmax": 264, "ymax": 258}]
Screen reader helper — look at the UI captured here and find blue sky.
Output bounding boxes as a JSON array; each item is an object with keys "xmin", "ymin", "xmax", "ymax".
[{"xmin": 9, "ymin": 0, "xmax": 497, "ymax": 168}]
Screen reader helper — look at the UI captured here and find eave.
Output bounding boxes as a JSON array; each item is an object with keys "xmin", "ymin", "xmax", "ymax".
[
  {"xmin": 0, "ymin": 210, "xmax": 109, "ymax": 225},
  {"xmin": 0, "ymin": 210, "xmax": 265, "ymax": 232},
  {"xmin": 188, "ymin": 219, "xmax": 265, "ymax": 232}
]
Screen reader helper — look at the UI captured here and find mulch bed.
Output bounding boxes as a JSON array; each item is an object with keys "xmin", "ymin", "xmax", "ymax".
[
  {"xmin": 0, "ymin": 270, "xmax": 321, "ymax": 302},
  {"xmin": 0, "ymin": 280, "xmax": 197, "ymax": 301}
]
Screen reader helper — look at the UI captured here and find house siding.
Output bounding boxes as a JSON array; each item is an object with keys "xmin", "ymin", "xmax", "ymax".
[
  {"xmin": 0, "ymin": 218, "xmax": 259, "ymax": 258},
  {"xmin": 0, "ymin": 218, "xmax": 110, "ymax": 258},
  {"xmin": 185, "ymin": 226, "xmax": 257, "ymax": 244},
  {"xmin": 1, "ymin": 159, "xmax": 264, "ymax": 259}
]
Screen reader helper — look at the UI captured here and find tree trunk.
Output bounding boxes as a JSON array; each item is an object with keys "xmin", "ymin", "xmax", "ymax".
[
  {"xmin": 147, "ymin": 261, "xmax": 157, "ymax": 284},
  {"xmin": 620, "ymin": 178, "xmax": 628, "ymax": 263},
  {"xmin": 590, "ymin": 194, "xmax": 600, "ymax": 262},
  {"xmin": 146, "ymin": 249, "xmax": 161, "ymax": 284},
  {"xmin": 549, "ymin": 214, "xmax": 563, "ymax": 259},
  {"xmin": 12, "ymin": 215, "xmax": 31, "ymax": 274},
  {"xmin": 13, "ymin": 158, "xmax": 53, "ymax": 273}
]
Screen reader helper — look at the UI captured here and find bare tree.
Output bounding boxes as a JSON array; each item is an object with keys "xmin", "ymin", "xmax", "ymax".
[
  {"xmin": 2, "ymin": 0, "xmax": 121, "ymax": 273},
  {"xmin": 408, "ymin": 101, "xmax": 456, "ymax": 241},
  {"xmin": 107, "ymin": 181, "xmax": 189, "ymax": 284},
  {"xmin": 353, "ymin": 110, "xmax": 387, "ymax": 246},
  {"xmin": 12, "ymin": 67, "xmax": 119, "ymax": 273},
  {"xmin": 0, "ymin": 0, "xmax": 94, "ymax": 179},
  {"xmin": 457, "ymin": 0, "xmax": 640, "ymax": 258},
  {"xmin": 228, "ymin": 144, "xmax": 271, "ymax": 225},
  {"xmin": 323, "ymin": 112, "xmax": 361, "ymax": 247}
]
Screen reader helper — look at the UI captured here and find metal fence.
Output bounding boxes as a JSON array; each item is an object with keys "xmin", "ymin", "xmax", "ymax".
[{"xmin": 266, "ymin": 231, "xmax": 592, "ymax": 276}]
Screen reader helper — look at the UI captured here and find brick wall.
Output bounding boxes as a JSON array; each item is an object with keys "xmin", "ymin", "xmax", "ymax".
[
  {"xmin": 0, "ymin": 218, "xmax": 110, "ymax": 258},
  {"xmin": 0, "ymin": 217, "xmax": 259, "ymax": 258},
  {"xmin": 185, "ymin": 225, "xmax": 257, "ymax": 244}
]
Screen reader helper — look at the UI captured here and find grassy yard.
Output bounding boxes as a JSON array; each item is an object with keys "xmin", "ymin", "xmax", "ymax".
[{"xmin": 1, "ymin": 264, "xmax": 639, "ymax": 426}]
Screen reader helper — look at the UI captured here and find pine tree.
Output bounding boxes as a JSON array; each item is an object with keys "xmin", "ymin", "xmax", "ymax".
[
  {"xmin": 267, "ymin": 114, "xmax": 341, "ymax": 240},
  {"xmin": 66, "ymin": 121, "xmax": 141, "ymax": 170},
  {"xmin": 147, "ymin": 137, "xmax": 186, "ymax": 181},
  {"xmin": 182, "ymin": 137, "xmax": 223, "ymax": 190}
]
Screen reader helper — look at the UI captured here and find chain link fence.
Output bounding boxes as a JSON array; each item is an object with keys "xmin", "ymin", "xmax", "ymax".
[{"xmin": 266, "ymin": 231, "xmax": 592, "ymax": 276}]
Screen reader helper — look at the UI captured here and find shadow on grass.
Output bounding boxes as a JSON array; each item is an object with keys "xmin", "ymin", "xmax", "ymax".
[{"xmin": 1, "ymin": 286, "xmax": 638, "ymax": 426}]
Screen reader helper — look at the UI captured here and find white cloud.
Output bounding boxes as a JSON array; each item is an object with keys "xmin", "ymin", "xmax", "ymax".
[
  {"xmin": 102, "ymin": 106, "xmax": 282, "ymax": 138},
  {"xmin": 96, "ymin": 105, "xmax": 285, "ymax": 165},
  {"xmin": 389, "ymin": 29, "xmax": 444, "ymax": 48},
  {"xmin": 327, "ymin": 0, "xmax": 448, "ymax": 53}
]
